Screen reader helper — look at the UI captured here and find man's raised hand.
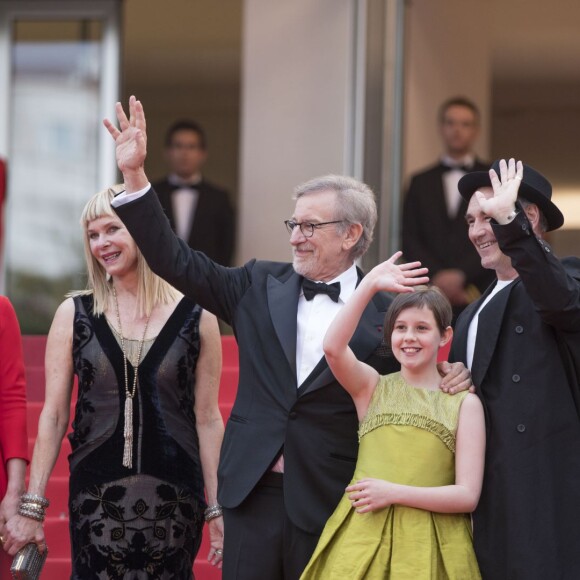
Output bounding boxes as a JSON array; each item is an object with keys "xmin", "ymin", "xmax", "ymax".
[{"xmin": 103, "ymin": 96, "xmax": 149, "ymax": 191}]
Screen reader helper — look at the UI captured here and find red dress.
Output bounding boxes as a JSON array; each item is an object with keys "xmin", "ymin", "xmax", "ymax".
[{"xmin": 0, "ymin": 296, "xmax": 28, "ymax": 572}]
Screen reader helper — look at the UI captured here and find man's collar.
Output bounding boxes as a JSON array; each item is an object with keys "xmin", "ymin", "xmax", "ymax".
[
  {"xmin": 327, "ymin": 263, "xmax": 358, "ymax": 303},
  {"xmin": 441, "ymin": 154, "xmax": 475, "ymax": 169},
  {"xmin": 168, "ymin": 173, "xmax": 203, "ymax": 187}
]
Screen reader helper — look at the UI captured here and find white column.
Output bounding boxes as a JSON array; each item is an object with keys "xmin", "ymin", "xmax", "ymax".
[{"xmin": 238, "ymin": 1, "xmax": 358, "ymax": 263}]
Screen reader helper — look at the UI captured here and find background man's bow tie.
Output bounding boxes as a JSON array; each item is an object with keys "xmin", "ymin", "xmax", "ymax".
[
  {"xmin": 302, "ymin": 279, "xmax": 341, "ymax": 302},
  {"xmin": 440, "ymin": 162, "xmax": 472, "ymax": 173}
]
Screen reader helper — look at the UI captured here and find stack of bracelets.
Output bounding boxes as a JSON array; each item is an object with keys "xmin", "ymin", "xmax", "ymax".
[
  {"xmin": 204, "ymin": 504, "xmax": 223, "ymax": 522},
  {"xmin": 18, "ymin": 493, "xmax": 50, "ymax": 523}
]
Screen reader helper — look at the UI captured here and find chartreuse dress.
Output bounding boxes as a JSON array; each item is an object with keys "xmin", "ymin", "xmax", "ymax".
[{"xmin": 301, "ymin": 372, "xmax": 481, "ymax": 579}]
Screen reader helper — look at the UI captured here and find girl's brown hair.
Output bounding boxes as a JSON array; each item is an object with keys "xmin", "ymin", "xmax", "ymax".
[{"xmin": 383, "ymin": 286, "xmax": 452, "ymax": 347}]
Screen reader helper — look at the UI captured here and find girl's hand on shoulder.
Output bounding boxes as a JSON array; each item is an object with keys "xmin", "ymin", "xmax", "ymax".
[{"xmin": 346, "ymin": 478, "xmax": 396, "ymax": 513}]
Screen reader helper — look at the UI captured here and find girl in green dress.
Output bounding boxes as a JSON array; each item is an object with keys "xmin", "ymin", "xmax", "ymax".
[{"xmin": 301, "ymin": 253, "xmax": 485, "ymax": 579}]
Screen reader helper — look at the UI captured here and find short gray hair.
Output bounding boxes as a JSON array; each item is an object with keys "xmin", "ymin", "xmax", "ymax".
[{"xmin": 293, "ymin": 174, "xmax": 377, "ymax": 259}]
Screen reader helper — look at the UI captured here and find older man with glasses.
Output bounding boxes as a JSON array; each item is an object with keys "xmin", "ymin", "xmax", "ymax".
[{"xmin": 104, "ymin": 96, "xmax": 471, "ymax": 580}]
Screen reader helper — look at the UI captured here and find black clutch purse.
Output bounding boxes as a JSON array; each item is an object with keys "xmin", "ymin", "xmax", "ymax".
[{"xmin": 10, "ymin": 543, "xmax": 48, "ymax": 580}]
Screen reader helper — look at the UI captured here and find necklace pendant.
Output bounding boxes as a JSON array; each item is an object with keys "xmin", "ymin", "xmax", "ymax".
[
  {"xmin": 112, "ymin": 284, "xmax": 151, "ymax": 470},
  {"xmin": 123, "ymin": 395, "xmax": 134, "ymax": 469}
]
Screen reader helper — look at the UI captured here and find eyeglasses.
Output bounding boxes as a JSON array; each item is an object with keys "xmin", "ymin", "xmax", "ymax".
[{"xmin": 284, "ymin": 220, "xmax": 343, "ymax": 238}]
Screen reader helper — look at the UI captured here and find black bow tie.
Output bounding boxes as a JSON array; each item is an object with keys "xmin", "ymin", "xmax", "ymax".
[
  {"xmin": 302, "ymin": 279, "xmax": 341, "ymax": 302},
  {"xmin": 440, "ymin": 162, "xmax": 472, "ymax": 173}
]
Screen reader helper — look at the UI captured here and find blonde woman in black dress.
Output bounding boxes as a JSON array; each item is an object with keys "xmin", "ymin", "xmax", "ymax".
[{"xmin": 5, "ymin": 186, "xmax": 225, "ymax": 579}]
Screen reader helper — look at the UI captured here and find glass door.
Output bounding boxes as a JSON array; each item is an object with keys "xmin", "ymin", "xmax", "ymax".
[{"xmin": 0, "ymin": 1, "xmax": 121, "ymax": 332}]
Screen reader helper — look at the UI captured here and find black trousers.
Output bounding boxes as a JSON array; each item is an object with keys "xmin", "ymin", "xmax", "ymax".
[{"xmin": 222, "ymin": 472, "xmax": 320, "ymax": 580}]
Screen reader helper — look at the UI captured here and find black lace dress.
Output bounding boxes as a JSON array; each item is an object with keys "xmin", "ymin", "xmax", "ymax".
[{"xmin": 68, "ymin": 295, "xmax": 206, "ymax": 580}]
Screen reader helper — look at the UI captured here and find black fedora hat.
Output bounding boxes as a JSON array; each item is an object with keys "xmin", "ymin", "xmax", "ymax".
[{"xmin": 458, "ymin": 160, "xmax": 564, "ymax": 231}]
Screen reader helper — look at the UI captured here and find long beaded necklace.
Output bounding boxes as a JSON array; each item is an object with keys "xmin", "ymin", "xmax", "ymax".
[{"xmin": 112, "ymin": 285, "xmax": 152, "ymax": 468}]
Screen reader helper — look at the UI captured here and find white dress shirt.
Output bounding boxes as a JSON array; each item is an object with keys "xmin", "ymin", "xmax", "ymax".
[
  {"xmin": 110, "ymin": 183, "xmax": 151, "ymax": 208},
  {"xmin": 441, "ymin": 154, "xmax": 475, "ymax": 218},
  {"xmin": 167, "ymin": 173, "xmax": 201, "ymax": 241},
  {"xmin": 296, "ymin": 263, "xmax": 358, "ymax": 386}
]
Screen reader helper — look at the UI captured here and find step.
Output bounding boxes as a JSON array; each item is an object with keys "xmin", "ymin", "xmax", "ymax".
[
  {"xmin": 22, "ymin": 335, "xmax": 47, "ymax": 367},
  {"xmin": 43, "ymin": 476, "xmax": 70, "ymax": 515},
  {"xmin": 43, "ymin": 557, "xmax": 72, "ymax": 579},
  {"xmin": 44, "ymin": 516, "xmax": 71, "ymax": 558},
  {"xmin": 220, "ymin": 335, "xmax": 239, "ymax": 367},
  {"xmin": 27, "ymin": 438, "xmax": 71, "ymax": 479}
]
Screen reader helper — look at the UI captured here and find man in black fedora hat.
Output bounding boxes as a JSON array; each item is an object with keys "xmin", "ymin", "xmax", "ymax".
[{"xmin": 450, "ymin": 158, "xmax": 580, "ymax": 579}]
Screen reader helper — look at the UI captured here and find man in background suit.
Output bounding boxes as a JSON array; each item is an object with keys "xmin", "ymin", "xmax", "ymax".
[
  {"xmin": 402, "ymin": 97, "xmax": 494, "ymax": 321},
  {"xmin": 153, "ymin": 119, "xmax": 236, "ymax": 265},
  {"xmin": 104, "ymin": 96, "xmax": 470, "ymax": 580},
  {"xmin": 451, "ymin": 159, "xmax": 580, "ymax": 579}
]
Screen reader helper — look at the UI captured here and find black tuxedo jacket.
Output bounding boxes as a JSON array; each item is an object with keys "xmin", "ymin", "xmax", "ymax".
[
  {"xmin": 115, "ymin": 189, "xmax": 399, "ymax": 535},
  {"xmin": 402, "ymin": 160, "xmax": 494, "ymax": 295},
  {"xmin": 450, "ymin": 213, "xmax": 580, "ymax": 579},
  {"xmin": 152, "ymin": 176, "xmax": 236, "ymax": 266}
]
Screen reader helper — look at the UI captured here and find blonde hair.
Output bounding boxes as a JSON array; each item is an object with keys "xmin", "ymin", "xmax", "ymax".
[{"xmin": 70, "ymin": 185, "xmax": 180, "ymax": 317}]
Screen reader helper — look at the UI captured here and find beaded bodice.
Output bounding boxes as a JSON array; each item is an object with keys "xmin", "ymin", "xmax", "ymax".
[{"xmin": 359, "ymin": 372, "xmax": 468, "ymax": 453}]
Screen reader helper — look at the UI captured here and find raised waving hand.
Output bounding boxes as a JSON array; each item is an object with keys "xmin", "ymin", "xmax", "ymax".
[
  {"xmin": 474, "ymin": 158, "xmax": 523, "ymax": 224},
  {"xmin": 103, "ymin": 96, "xmax": 149, "ymax": 192}
]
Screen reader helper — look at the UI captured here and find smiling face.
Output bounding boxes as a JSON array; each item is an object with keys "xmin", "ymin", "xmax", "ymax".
[
  {"xmin": 390, "ymin": 306, "xmax": 449, "ymax": 373},
  {"xmin": 466, "ymin": 187, "xmax": 518, "ymax": 280},
  {"xmin": 87, "ymin": 216, "xmax": 139, "ymax": 280},
  {"xmin": 289, "ymin": 189, "xmax": 358, "ymax": 282}
]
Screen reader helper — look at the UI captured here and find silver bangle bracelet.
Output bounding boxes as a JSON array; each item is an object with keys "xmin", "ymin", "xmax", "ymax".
[
  {"xmin": 21, "ymin": 493, "xmax": 50, "ymax": 508},
  {"xmin": 18, "ymin": 506, "xmax": 45, "ymax": 522},
  {"xmin": 204, "ymin": 504, "xmax": 223, "ymax": 522}
]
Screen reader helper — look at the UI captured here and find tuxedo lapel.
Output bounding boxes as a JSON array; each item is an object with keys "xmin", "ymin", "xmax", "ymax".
[
  {"xmin": 267, "ymin": 272, "xmax": 301, "ymax": 379},
  {"xmin": 471, "ymin": 280, "xmax": 518, "ymax": 387},
  {"xmin": 299, "ymin": 292, "xmax": 386, "ymax": 396}
]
